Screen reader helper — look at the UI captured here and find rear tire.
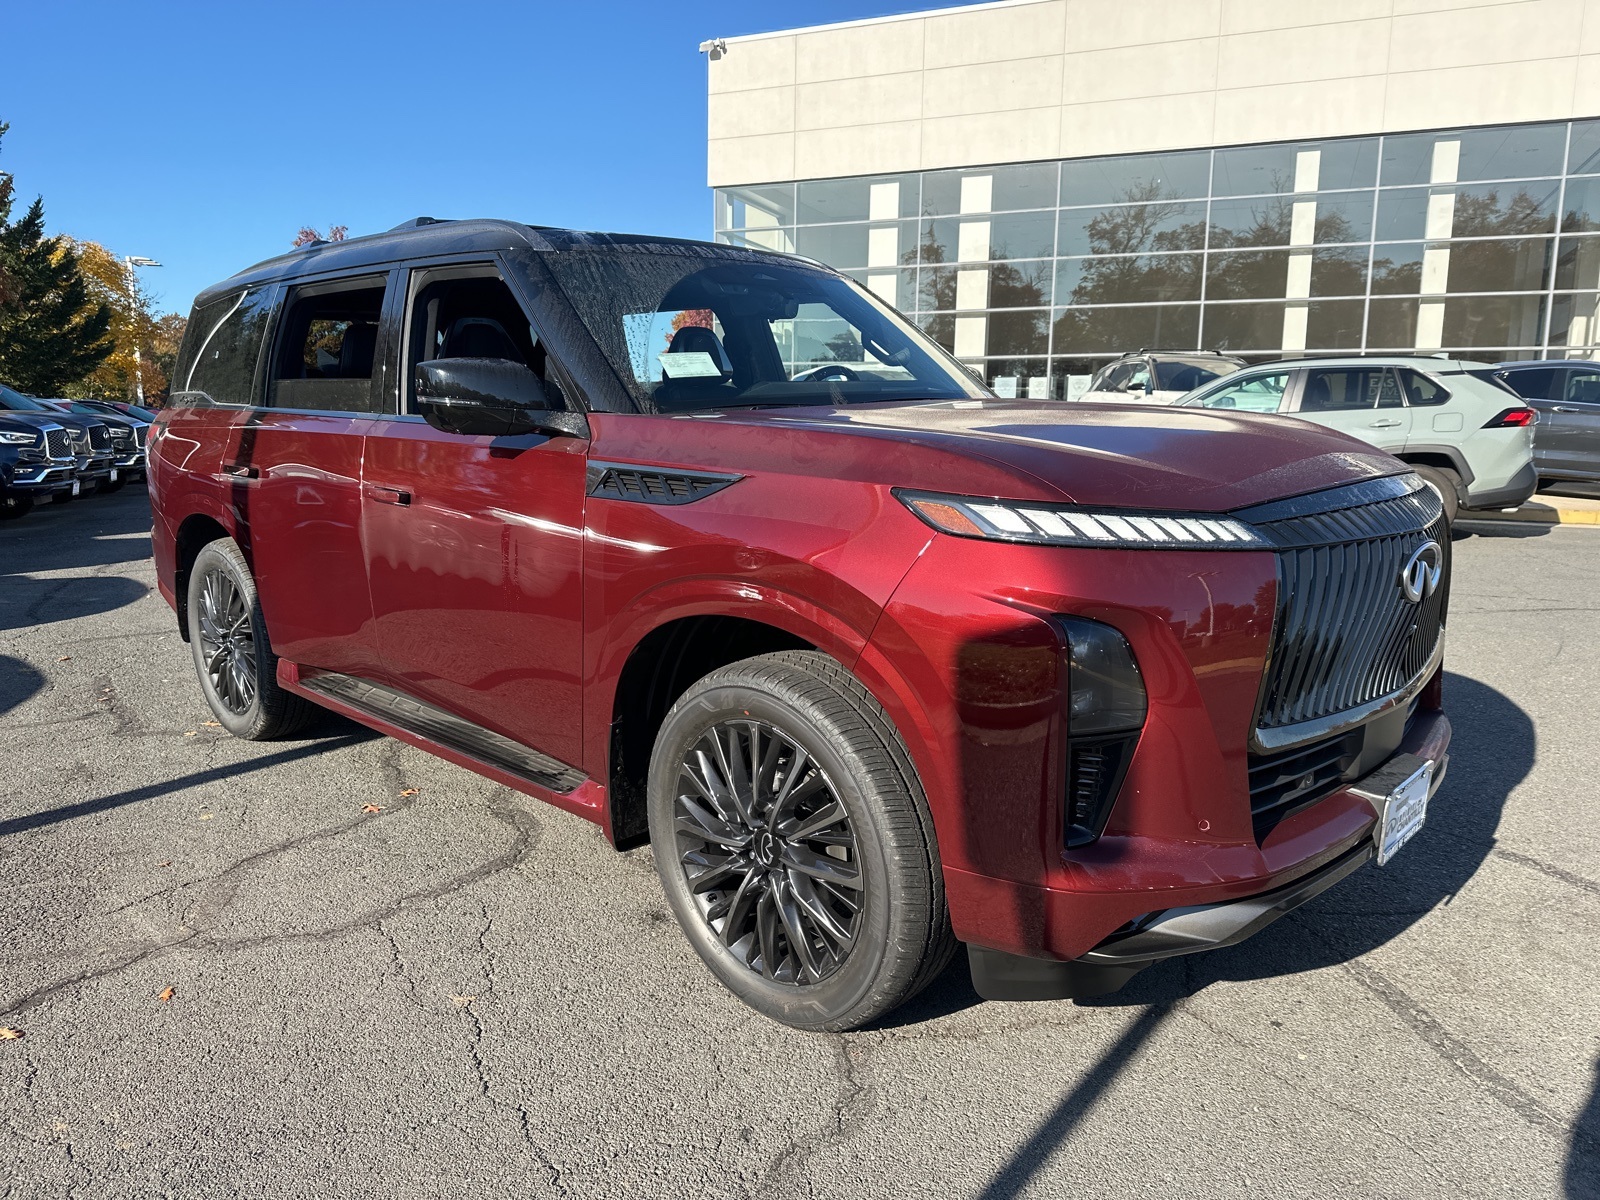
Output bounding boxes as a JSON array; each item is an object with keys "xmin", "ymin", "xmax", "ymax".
[
  {"xmin": 1411, "ymin": 465, "xmax": 1460, "ymax": 524},
  {"xmin": 648, "ymin": 650, "xmax": 955, "ymax": 1032},
  {"xmin": 186, "ymin": 538, "xmax": 316, "ymax": 740}
]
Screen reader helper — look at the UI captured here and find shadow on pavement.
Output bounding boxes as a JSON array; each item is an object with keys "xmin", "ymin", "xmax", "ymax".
[
  {"xmin": 0, "ymin": 655, "xmax": 45, "ymax": 717},
  {"xmin": 0, "ymin": 573, "xmax": 149, "ymax": 633},
  {"xmin": 973, "ymin": 1004, "xmax": 1177, "ymax": 1200},
  {"xmin": 1452, "ymin": 520, "xmax": 1551, "ymax": 540},
  {"xmin": 0, "ymin": 489, "xmax": 153, "ymax": 577},
  {"xmin": 1569, "ymin": 1063, "xmax": 1600, "ymax": 1198},
  {"xmin": 0, "ymin": 726, "xmax": 378, "ymax": 838}
]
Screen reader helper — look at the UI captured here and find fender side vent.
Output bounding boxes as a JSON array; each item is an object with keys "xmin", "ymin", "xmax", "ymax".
[{"xmin": 586, "ymin": 461, "xmax": 742, "ymax": 506}]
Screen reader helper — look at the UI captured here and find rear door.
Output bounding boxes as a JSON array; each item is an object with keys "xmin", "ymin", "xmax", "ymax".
[
  {"xmin": 1290, "ymin": 365, "xmax": 1410, "ymax": 451},
  {"xmin": 223, "ymin": 272, "xmax": 392, "ymax": 678},
  {"xmin": 360, "ymin": 259, "xmax": 588, "ymax": 768},
  {"xmin": 1543, "ymin": 366, "xmax": 1600, "ymax": 477}
]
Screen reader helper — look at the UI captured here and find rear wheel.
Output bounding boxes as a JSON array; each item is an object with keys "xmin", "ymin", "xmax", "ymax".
[
  {"xmin": 648, "ymin": 650, "xmax": 955, "ymax": 1032},
  {"xmin": 186, "ymin": 538, "xmax": 316, "ymax": 740},
  {"xmin": 1411, "ymin": 464, "xmax": 1461, "ymax": 524}
]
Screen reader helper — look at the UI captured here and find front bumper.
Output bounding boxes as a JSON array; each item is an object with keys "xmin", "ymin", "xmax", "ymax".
[
  {"xmin": 9, "ymin": 460, "xmax": 79, "ymax": 494},
  {"xmin": 965, "ymin": 714, "xmax": 1451, "ymax": 1001}
]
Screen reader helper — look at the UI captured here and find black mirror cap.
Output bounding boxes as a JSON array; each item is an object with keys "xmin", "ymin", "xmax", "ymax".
[{"xmin": 415, "ymin": 357, "xmax": 588, "ymax": 439}]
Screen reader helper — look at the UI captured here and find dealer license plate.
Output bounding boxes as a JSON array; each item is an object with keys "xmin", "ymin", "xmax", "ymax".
[
  {"xmin": 71, "ymin": 480, "xmax": 80, "ymax": 496},
  {"xmin": 110, "ymin": 468, "xmax": 119, "ymax": 482},
  {"xmin": 1376, "ymin": 761, "xmax": 1432, "ymax": 866}
]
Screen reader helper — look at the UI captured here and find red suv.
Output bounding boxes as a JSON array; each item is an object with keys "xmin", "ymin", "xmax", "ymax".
[{"xmin": 148, "ymin": 220, "xmax": 1451, "ymax": 1031}]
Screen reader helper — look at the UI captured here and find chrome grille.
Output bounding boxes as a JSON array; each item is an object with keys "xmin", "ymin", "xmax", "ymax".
[
  {"xmin": 45, "ymin": 428, "xmax": 71, "ymax": 458},
  {"xmin": 1243, "ymin": 477, "xmax": 1448, "ymax": 738},
  {"xmin": 88, "ymin": 424, "xmax": 111, "ymax": 450}
]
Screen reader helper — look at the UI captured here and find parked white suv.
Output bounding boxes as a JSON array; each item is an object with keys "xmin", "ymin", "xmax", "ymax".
[
  {"xmin": 1077, "ymin": 350, "xmax": 1245, "ymax": 404},
  {"xmin": 1176, "ymin": 357, "xmax": 1537, "ymax": 520}
]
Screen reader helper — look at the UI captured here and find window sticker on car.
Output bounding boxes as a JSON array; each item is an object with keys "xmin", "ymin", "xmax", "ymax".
[{"xmin": 659, "ymin": 351, "xmax": 724, "ymax": 379}]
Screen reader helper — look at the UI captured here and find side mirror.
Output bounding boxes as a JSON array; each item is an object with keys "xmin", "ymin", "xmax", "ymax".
[
  {"xmin": 1126, "ymin": 380, "xmax": 1147, "ymax": 394},
  {"xmin": 416, "ymin": 358, "xmax": 587, "ymax": 438}
]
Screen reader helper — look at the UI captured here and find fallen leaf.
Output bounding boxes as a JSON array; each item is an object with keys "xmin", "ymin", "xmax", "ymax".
[
  {"xmin": 361, "ymin": 804, "xmax": 384, "ymax": 814},
  {"xmin": 157, "ymin": 986, "xmax": 175, "ymax": 1003},
  {"xmin": 183, "ymin": 730, "xmax": 197, "ymax": 737},
  {"xmin": 201, "ymin": 720, "xmax": 221, "ymax": 728},
  {"xmin": 198, "ymin": 813, "xmax": 214, "ymax": 821},
  {"xmin": 398, "ymin": 789, "xmax": 419, "ymax": 798},
  {"xmin": 0, "ymin": 1028, "xmax": 22, "ymax": 1040},
  {"xmin": 450, "ymin": 995, "xmax": 475, "ymax": 1006},
  {"xmin": 57, "ymin": 656, "xmax": 71, "ymax": 662},
  {"xmin": 155, "ymin": 861, "xmax": 172, "ymax": 868}
]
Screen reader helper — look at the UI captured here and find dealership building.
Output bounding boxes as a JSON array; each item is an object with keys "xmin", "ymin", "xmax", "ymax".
[{"xmin": 705, "ymin": 0, "xmax": 1600, "ymax": 398}]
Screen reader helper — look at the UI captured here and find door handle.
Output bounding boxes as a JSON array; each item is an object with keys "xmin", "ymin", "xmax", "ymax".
[
  {"xmin": 225, "ymin": 464, "xmax": 259, "ymax": 479},
  {"xmin": 1369, "ymin": 419, "xmax": 1403, "ymax": 428},
  {"xmin": 1553, "ymin": 405, "xmax": 1582, "ymax": 413},
  {"xmin": 364, "ymin": 483, "xmax": 411, "ymax": 506}
]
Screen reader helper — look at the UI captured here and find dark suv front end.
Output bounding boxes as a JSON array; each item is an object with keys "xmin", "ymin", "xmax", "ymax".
[{"xmin": 0, "ymin": 416, "xmax": 80, "ymax": 511}]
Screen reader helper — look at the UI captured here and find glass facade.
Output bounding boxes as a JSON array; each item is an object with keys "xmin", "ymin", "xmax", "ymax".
[{"xmin": 714, "ymin": 118, "xmax": 1600, "ymax": 399}]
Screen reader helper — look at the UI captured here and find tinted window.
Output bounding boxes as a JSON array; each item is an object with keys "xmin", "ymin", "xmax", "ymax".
[
  {"xmin": 1398, "ymin": 369, "xmax": 1451, "ymax": 406},
  {"xmin": 1300, "ymin": 368, "xmax": 1399, "ymax": 411},
  {"xmin": 405, "ymin": 270, "xmax": 565, "ymax": 414},
  {"xmin": 1563, "ymin": 368, "xmax": 1600, "ymax": 404},
  {"xmin": 1154, "ymin": 359, "xmax": 1239, "ymax": 391},
  {"xmin": 1497, "ymin": 366, "xmax": 1555, "ymax": 398},
  {"xmin": 269, "ymin": 278, "xmax": 387, "ymax": 412},
  {"xmin": 174, "ymin": 287, "xmax": 276, "ymax": 407},
  {"xmin": 1060, "ymin": 151, "xmax": 1211, "ymax": 206},
  {"xmin": 1188, "ymin": 371, "xmax": 1288, "ymax": 412}
]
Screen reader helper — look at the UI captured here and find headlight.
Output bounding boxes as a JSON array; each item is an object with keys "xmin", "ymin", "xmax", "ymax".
[
  {"xmin": 895, "ymin": 489, "xmax": 1268, "ymax": 549},
  {"xmin": 0, "ymin": 431, "xmax": 36, "ymax": 446}
]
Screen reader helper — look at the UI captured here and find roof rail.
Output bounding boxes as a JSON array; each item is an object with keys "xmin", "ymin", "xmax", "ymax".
[
  {"xmin": 389, "ymin": 216, "xmax": 447, "ymax": 232},
  {"xmin": 1133, "ymin": 347, "xmax": 1234, "ymax": 356}
]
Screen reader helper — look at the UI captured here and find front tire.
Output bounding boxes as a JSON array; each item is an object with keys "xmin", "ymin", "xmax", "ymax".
[
  {"xmin": 1412, "ymin": 465, "xmax": 1460, "ymax": 524},
  {"xmin": 186, "ymin": 538, "xmax": 315, "ymax": 740},
  {"xmin": 648, "ymin": 651, "xmax": 955, "ymax": 1032}
]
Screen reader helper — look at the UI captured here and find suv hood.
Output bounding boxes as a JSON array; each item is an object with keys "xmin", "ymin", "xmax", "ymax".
[{"xmin": 728, "ymin": 399, "xmax": 1403, "ymax": 512}]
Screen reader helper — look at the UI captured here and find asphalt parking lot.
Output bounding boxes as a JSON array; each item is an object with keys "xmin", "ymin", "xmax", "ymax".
[{"xmin": 1, "ymin": 489, "xmax": 1597, "ymax": 1199}]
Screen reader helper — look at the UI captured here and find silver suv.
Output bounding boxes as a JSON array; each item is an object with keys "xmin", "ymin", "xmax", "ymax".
[
  {"xmin": 1177, "ymin": 357, "xmax": 1537, "ymax": 520},
  {"xmin": 1077, "ymin": 350, "xmax": 1244, "ymax": 404}
]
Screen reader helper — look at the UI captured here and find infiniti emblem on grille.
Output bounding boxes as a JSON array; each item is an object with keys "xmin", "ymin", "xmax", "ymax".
[{"xmin": 1399, "ymin": 541, "xmax": 1443, "ymax": 604}]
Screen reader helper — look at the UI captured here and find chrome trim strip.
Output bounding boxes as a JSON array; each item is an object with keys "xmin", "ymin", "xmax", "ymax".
[{"xmin": 1250, "ymin": 636, "xmax": 1445, "ymax": 754}]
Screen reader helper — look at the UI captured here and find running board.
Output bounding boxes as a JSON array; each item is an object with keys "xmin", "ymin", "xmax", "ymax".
[{"xmin": 299, "ymin": 672, "xmax": 587, "ymax": 794}]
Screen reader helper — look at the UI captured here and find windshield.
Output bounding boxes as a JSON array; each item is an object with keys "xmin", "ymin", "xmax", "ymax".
[
  {"xmin": 537, "ymin": 247, "xmax": 987, "ymax": 412},
  {"xmin": 1154, "ymin": 359, "xmax": 1241, "ymax": 391},
  {"xmin": 0, "ymin": 383, "xmax": 54, "ymax": 412}
]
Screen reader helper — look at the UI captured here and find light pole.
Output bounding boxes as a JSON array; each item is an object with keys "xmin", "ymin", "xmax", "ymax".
[{"xmin": 123, "ymin": 255, "xmax": 161, "ymax": 406}]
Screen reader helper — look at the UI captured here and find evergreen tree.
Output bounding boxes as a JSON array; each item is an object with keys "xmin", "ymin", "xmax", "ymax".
[{"xmin": 0, "ymin": 120, "xmax": 114, "ymax": 395}]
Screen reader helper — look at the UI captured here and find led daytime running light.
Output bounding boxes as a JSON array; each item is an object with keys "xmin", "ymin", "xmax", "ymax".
[{"xmin": 897, "ymin": 490, "xmax": 1269, "ymax": 550}]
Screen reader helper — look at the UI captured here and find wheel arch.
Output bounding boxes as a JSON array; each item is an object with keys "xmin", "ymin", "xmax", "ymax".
[
  {"xmin": 172, "ymin": 511, "xmax": 235, "ymax": 641},
  {"xmin": 1396, "ymin": 445, "xmax": 1475, "ymax": 486}
]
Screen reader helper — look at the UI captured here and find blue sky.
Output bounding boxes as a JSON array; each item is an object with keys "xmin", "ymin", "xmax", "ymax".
[{"xmin": 1, "ymin": 0, "xmax": 968, "ymax": 315}]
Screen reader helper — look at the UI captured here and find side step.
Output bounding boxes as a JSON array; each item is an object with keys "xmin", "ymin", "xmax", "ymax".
[{"xmin": 299, "ymin": 672, "xmax": 586, "ymax": 794}]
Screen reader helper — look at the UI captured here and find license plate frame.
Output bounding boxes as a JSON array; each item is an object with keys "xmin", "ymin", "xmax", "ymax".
[
  {"xmin": 110, "ymin": 468, "xmax": 119, "ymax": 482},
  {"xmin": 1376, "ymin": 761, "xmax": 1432, "ymax": 866},
  {"xmin": 71, "ymin": 479, "xmax": 80, "ymax": 496}
]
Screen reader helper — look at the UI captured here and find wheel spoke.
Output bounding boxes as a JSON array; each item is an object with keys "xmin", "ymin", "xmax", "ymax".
[
  {"xmin": 683, "ymin": 849, "xmax": 745, "ymax": 894},
  {"xmin": 773, "ymin": 876, "xmax": 821, "ymax": 983},
  {"xmin": 787, "ymin": 870, "xmax": 854, "ymax": 950},
  {"xmin": 755, "ymin": 889, "xmax": 780, "ymax": 979},
  {"xmin": 780, "ymin": 842, "xmax": 863, "ymax": 891},
  {"xmin": 693, "ymin": 748, "xmax": 743, "ymax": 827},
  {"xmin": 708, "ymin": 728, "xmax": 754, "ymax": 826},
  {"xmin": 779, "ymin": 798, "xmax": 849, "ymax": 843},
  {"xmin": 675, "ymin": 794, "xmax": 749, "ymax": 849},
  {"xmin": 719, "ymin": 870, "xmax": 762, "ymax": 948}
]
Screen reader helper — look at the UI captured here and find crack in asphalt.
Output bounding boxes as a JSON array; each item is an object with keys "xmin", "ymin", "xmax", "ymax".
[
  {"xmin": 0, "ymin": 798, "xmax": 544, "ymax": 1022},
  {"xmin": 1490, "ymin": 844, "xmax": 1600, "ymax": 897},
  {"xmin": 745, "ymin": 1032, "xmax": 877, "ymax": 1200}
]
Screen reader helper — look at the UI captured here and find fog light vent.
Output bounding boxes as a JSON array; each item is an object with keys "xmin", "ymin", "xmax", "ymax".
[{"xmin": 1066, "ymin": 733, "xmax": 1138, "ymax": 848}]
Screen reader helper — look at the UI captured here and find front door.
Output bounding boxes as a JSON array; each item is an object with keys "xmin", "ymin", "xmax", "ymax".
[
  {"xmin": 1540, "ymin": 367, "xmax": 1600, "ymax": 477},
  {"xmin": 1293, "ymin": 365, "xmax": 1411, "ymax": 452},
  {"xmin": 360, "ymin": 261, "xmax": 588, "ymax": 769},
  {"xmin": 226, "ymin": 273, "xmax": 392, "ymax": 680}
]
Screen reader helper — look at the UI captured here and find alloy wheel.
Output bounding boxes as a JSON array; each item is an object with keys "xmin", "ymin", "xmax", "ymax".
[
  {"xmin": 673, "ymin": 719, "xmax": 863, "ymax": 985},
  {"xmin": 196, "ymin": 566, "xmax": 257, "ymax": 715}
]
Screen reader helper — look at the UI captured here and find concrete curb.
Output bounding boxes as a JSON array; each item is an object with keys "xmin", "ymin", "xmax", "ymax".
[{"xmin": 1465, "ymin": 503, "xmax": 1600, "ymax": 525}]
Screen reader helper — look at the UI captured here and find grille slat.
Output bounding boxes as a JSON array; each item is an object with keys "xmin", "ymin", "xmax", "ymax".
[
  {"xmin": 1248, "ymin": 480, "xmax": 1448, "ymax": 737},
  {"xmin": 44, "ymin": 428, "xmax": 70, "ymax": 458},
  {"xmin": 88, "ymin": 425, "xmax": 111, "ymax": 450}
]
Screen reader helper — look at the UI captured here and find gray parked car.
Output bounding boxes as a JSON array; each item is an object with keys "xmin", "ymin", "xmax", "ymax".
[{"xmin": 1493, "ymin": 360, "xmax": 1600, "ymax": 487}]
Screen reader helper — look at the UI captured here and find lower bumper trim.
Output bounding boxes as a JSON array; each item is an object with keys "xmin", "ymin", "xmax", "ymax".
[{"xmin": 968, "ymin": 839, "xmax": 1375, "ymax": 1002}]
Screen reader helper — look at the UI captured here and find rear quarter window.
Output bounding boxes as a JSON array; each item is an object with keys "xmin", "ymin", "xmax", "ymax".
[
  {"xmin": 1397, "ymin": 368, "xmax": 1451, "ymax": 406},
  {"xmin": 172, "ymin": 288, "xmax": 277, "ymax": 408}
]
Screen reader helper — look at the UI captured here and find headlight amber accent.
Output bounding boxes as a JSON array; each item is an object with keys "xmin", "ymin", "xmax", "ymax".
[{"xmin": 896, "ymin": 489, "xmax": 1269, "ymax": 550}]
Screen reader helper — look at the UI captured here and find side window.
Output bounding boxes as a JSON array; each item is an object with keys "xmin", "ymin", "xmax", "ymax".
[
  {"xmin": 1125, "ymin": 361, "xmax": 1153, "ymax": 392},
  {"xmin": 1500, "ymin": 367, "xmax": 1556, "ymax": 399},
  {"xmin": 172, "ymin": 288, "xmax": 275, "ymax": 407},
  {"xmin": 1191, "ymin": 371, "xmax": 1289, "ymax": 412},
  {"xmin": 269, "ymin": 277, "xmax": 388, "ymax": 413},
  {"xmin": 1563, "ymin": 369, "xmax": 1600, "ymax": 405},
  {"xmin": 1299, "ymin": 368, "xmax": 1400, "ymax": 412},
  {"xmin": 405, "ymin": 269, "xmax": 566, "ymax": 412},
  {"xmin": 1099, "ymin": 363, "xmax": 1133, "ymax": 392},
  {"xmin": 1398, "ymin": 369, "xmax": 1451, "ymax": 406}
]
